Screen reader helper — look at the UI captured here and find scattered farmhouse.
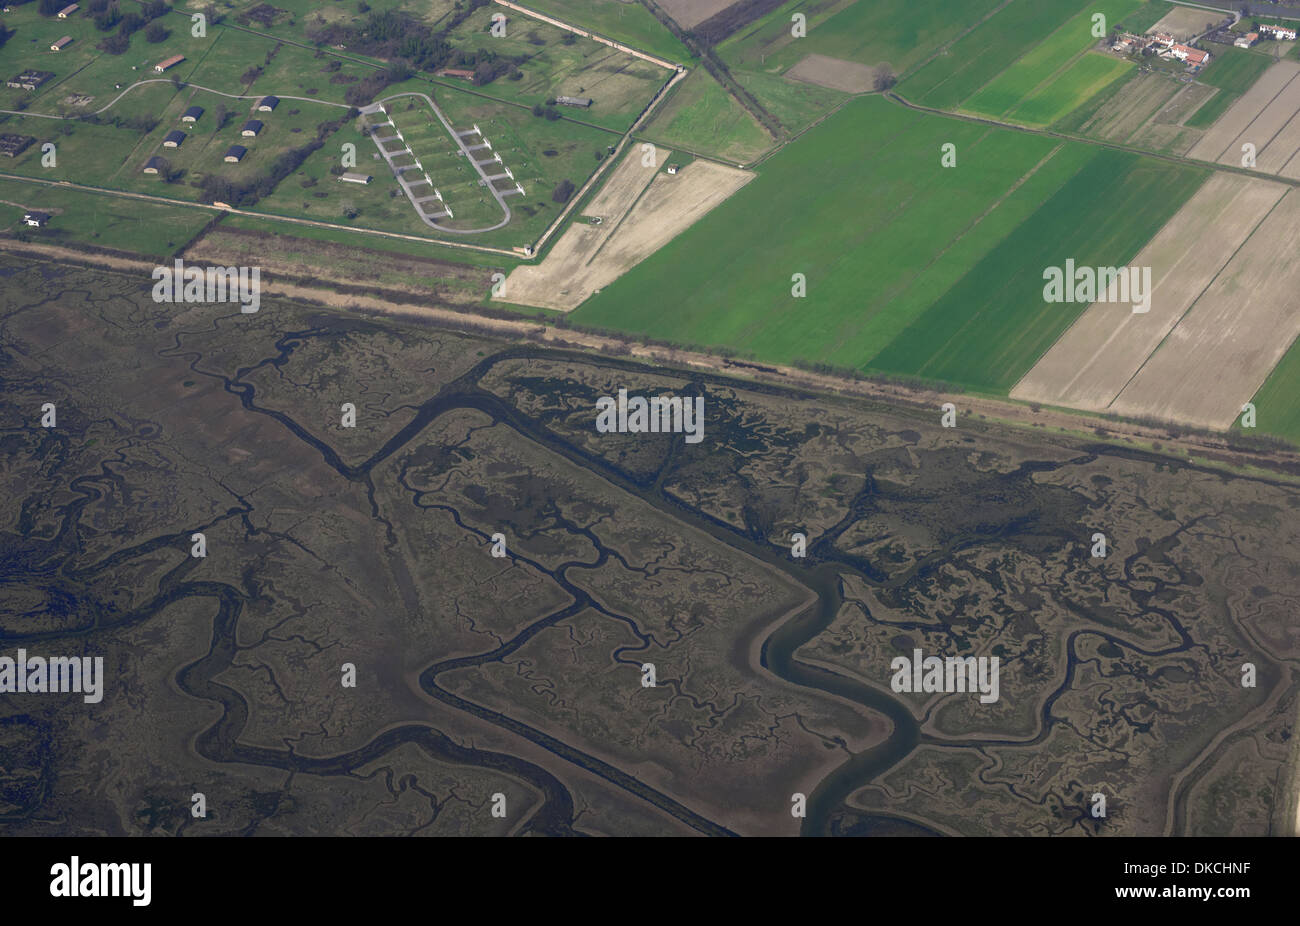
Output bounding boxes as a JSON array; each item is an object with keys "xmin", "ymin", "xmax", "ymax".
[
  {"xmin": 181, "ymin": 105, "xmax": 204, "ymax": 122},
  {"xmin": 153, "ymin": 55, "xmax": 185, "ymax": 73},
  {"xmin": 256, "ymin": 95, "xmax": 279, "ymax": 112},
  {"xmin": 556, "ymin": 96, "xmax": 592, "ymax": 108},
  {"xmin": 224, "ymin": 144, "xmax": 247, "ymax": 163},
  {"xmin": 666, "ymin": 164, "xmax": 679, "ymax": 174},
  {"xmin": 162, "ymin": 130, "xmax": 185, "ymax": 148},
  {"xmin": 143, "ymin": 155, "xmax": 166, "ymax": 174},
  {"xmin": 1115, "ymin": 29, "xmax": 1211, "ymax": 69},
  {"xmin": 56, "ymin": 3, "xmax": 77, "ymax": 17},
  {"xmin": 436, "ymin": 68, "xmax": 475, "ymax": 80},
  {"xmin": 6, "ymin": 70, "xmax": 53, "ymax": 91},
  {"xmin": 23, "ymin": 211, "xmax": 50, "ymax": 227},
  {"xmin": 1259, "ymin": 23, "xmax": 1298, "ymax": 40},
  {"xmin": 240, "ymin": 119, "xmax": 263, "ymax": 137},
  {"xmin": 338, "ymin": 172, "xmax": 372, "ymax": 184},
  {"xmin": 0, "ymin": 134, "xmax": 35, "ymax": 158},
  {"xmin": 1170, "ymin": 43, "xmax": 1210, "ymax": 67},
  {"xmin": 1236, "ymin": 32, "xmax": 1260, "ymax": 48},
  {"xmin": 50, "ymin": 36, "xmax": 73, "ymax": 51}
]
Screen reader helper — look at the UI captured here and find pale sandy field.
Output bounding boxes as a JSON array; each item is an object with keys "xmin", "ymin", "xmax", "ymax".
[
  {"xmin": 785, "ymin": 53, "xmax": 879, "ymax": 93},
  {"xmin": 1012, "ymin": 173, "xmax": 1287, "ymax": 414},
  {"xmin": 498, "ymin": 151, "xmax": 753, "ymax": 311},
  {"xmin": 1107, "ymin": 188, "xmax": 1300, "ymax": 428},
  {"xmin": 1188, "ymin": 60, "xmax": 1300, "ymax": 165}
]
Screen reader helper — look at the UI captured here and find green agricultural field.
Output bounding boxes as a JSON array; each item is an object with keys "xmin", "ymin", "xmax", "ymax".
[
  {"xmin": 731, "ymin": 68, "xmax": 848, "ymax": 136},
  {"xmin": 573, "ymin": 96, "xmax": 1110, "ymax": 370},
  {"xmin": 1198, "ymin": 47, "xmax": 1273, "ymax": 94},
  {"xmin": 870, "ymin": 149, "xmax": 1206, "ymax": 391},
  {"xmin": 898, "ymin": 0, "xmax": 1093, "ymax": 110},
  {"xmin": 1115, "ymin": 0, "xmax": 1171, "ymax": 34},
  {"xmin": 1050, "ymin": 65, "xmax": 1139, "ymax": 132},
  {"xmin": 1184, "ymin": 87, "xmax": 1236, "ymax": 128},
  {"xmin": 717, "ymin": 0, "xmax": 1004, "ymax": 79},
  {"xmin": 506, "ymin": 0, "xmax": 692, "ymax": 63},
  {"xmin": 962, "ymin": 0, "xmax": 1140, "ymax": 119},
  {"xmin": 1009, "ymin": 51, "xmax": 1132, "ymax": 126},
  {"xmin": 0, "ymin": 176, "xmax": 212, "ymax": 257},
  {"xmin": 1245, "ymin": 337, "xmax": 1300, "ymax": 446},
  {"xmin": 638, "ymin": 69, "xmax": 773, "ymax": 164}
]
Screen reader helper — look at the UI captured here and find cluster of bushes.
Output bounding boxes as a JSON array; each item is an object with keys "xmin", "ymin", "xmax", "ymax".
[
  {"xmin": 307, "ymin": 2, "xmax": 523, "ymax": 98},
  {"xmin": 90, "ymin": 0, "xmax": 172, "ymax": 55},
  {"xmin": 343, "ymin": 63, "xmax": 411, "ymax": 106},
  {"xmin": 551, "ymin": 179, "xmax": 575, "ymax": 203},
  {"xmin": 199, "ymin": 110, "xmax": 356, "ymax": 207}
]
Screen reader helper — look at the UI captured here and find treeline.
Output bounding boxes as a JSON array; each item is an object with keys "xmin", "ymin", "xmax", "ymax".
[
  {"xmin": 199, "ymin": 110, "xmax": 357, "ymax": 207},
  {"xmin": 308, "ymin": 3, "xmax": 524, "ymax": 94}
]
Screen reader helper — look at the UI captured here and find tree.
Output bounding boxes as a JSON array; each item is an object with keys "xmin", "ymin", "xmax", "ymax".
[
  {"xmin": 94, "ymin": 5, "xmax": 122, "ymax": 31},
  {"xmin": 145, "ymin": 22, "xmax": 169, "ymax": 43},
  {"xmin": 98, "ymin": 31, "xmax": 130, "ymax": 54},
  {"xmin": 873, "ymin": 66, "xmax": 896, "ymax": 92}
]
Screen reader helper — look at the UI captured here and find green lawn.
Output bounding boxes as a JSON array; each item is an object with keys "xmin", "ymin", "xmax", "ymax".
[
  {"xmin": 898, "ymin": 0, "xmax": 1096, "ymax": 110},
  {"xmin": 870, "ymin": 148, "xmax": 1207, "ymax": 391},
  {"xmin": 441, "ymin": 6, "xmax": 669, "ymax": 134},
  {"xmin": 0, "ymin": 176, "xmax": 212, "ymax": 257},
  {"xmin": 573, "ymin": 96, "xmax": 1115, "ymax": 373},
  {"xmin": 220, "ymin": 211, "xmax": 519, "ymax": 269}
]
